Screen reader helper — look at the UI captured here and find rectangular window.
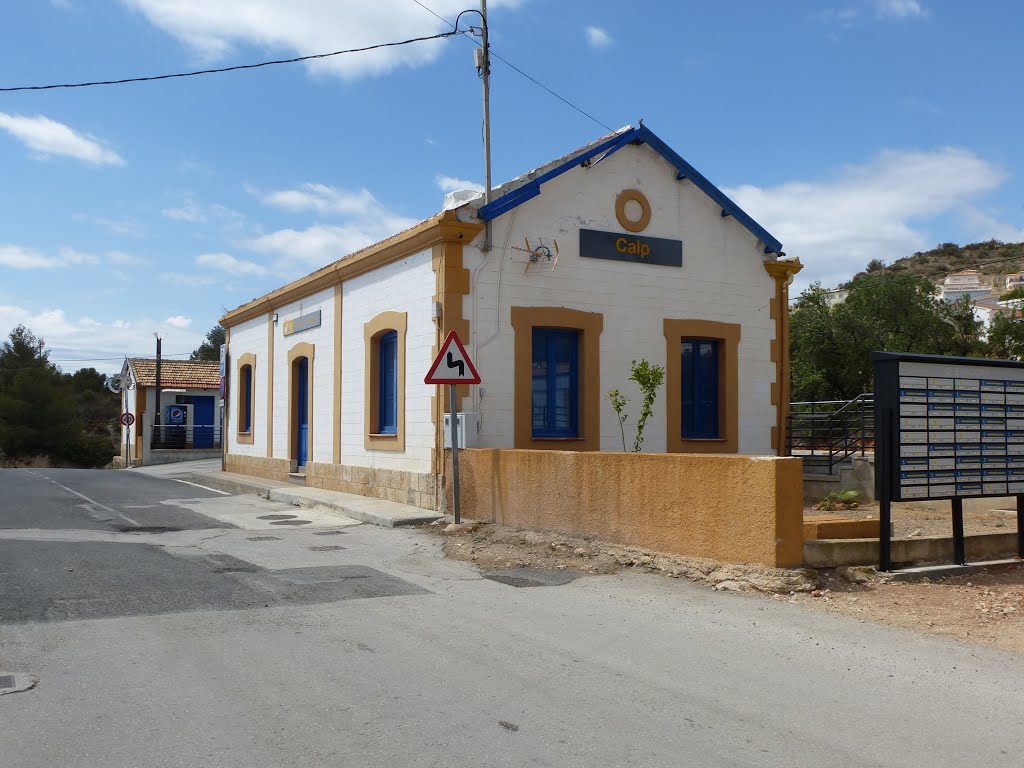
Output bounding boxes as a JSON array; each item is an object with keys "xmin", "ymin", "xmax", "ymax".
[
  {"xmin": 532, "ymin": 328, "xmax": 579, "ymax": 438},
  {"xmin": 682, "ymin": 339, "xmax": 719, "ymax": 438},
  {"xmin": 242, "ymin": 366, "xmax": 252, "ymax": 433},
  {"xmin": 378, "ymin": 331, "xmax": 398, "ymax": 435}
]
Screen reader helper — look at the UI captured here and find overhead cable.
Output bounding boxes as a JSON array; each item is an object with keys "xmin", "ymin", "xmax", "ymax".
[{"xmin": 0, "ymin": 30, "xmax": 461, "ymax": 92}]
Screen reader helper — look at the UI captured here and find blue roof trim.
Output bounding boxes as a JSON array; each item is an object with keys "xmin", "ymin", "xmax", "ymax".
[
  {"xmin": 477, "ymin": 124, "xmax": 783, "ymax": 255},
  {"xmin": 636, "ymin": 126, "xmax": 783, "ymax": 254},
  {"xmin": 477, "ymin": 130, "xmax": 637, "ymax": 222}
]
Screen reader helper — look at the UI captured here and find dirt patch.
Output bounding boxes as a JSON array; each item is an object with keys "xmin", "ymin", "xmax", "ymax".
[
  {"xmin": 427, "ymin": 519, "xmax": 819, "ymax": 594},
  {"xmin": 805, "ymin": 501, "xmax": 1018, "ymax": 538},
  {"xmin": 429, "ymin": 517, "xmax": 1024, "ymax": 654},
  {"xmin": 785, "ymin": 567, "xmax": 1024, "ymax": 654}
]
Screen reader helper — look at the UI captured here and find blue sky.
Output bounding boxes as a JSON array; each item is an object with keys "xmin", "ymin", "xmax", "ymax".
[{"xmin": 2, "ymin": 0, "xmax": 1023, "ymax": 374}]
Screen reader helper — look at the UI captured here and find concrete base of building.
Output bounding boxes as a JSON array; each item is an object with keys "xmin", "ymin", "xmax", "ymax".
[
  {"xmin": 804, "ymin": 532, "xmax": 1021, "ymax": 568},
  {"xmin": 224, "ymin": 454, "xmax": 438, "ymax": 510}
]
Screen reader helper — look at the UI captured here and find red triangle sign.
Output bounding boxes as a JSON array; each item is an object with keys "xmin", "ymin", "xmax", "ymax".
[{"xmin": 425, "ymin": 330, "xmax": 481, "ymax": 385}]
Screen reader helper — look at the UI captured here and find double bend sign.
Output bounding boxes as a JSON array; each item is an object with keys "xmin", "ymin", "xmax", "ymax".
[{"xmin": 425, "ymin": 330, "xmax": 481, "ymax": 385}]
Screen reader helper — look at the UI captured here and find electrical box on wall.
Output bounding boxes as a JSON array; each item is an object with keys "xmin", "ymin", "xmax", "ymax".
[{"xmin": 443, "ymin": 412, "xmax": 479, "ymax": 449}]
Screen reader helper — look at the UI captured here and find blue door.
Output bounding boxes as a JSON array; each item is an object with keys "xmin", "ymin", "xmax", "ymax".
[
  {"xmin": 193, "ymin": 396, "xmax": 215, "ymax": 449},
  {"xmin": 296, "ymin": 358, "xmax": 309, "ymax": 467}
]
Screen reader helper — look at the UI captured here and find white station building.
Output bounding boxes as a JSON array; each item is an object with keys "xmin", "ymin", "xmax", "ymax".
[{"xmin": 220, "ymin": 124, "xmax": 802, "ymax": 509}]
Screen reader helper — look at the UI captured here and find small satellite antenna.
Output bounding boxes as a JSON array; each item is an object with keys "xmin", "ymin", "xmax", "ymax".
[
  {"xmin": 105, "ymin": 373, "xmax": 134, "ymax": 393},
  {"xmin": 512, "ymin": 237, "xmax": 559, "ymax": 274}
]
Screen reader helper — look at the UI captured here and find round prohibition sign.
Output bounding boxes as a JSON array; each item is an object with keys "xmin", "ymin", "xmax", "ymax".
[{"xmin": 120, "ymin": 412, "xmax": 135, "ymax": 427}]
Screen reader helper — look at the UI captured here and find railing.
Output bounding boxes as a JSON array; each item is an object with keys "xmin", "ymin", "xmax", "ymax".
[
  {"xmin": 787, "ymin": 394, "xmax": 874, "ymax": 475},
  {"xmin": 151, "ymin": 424, "xmax": 222, "ymax": 450}
]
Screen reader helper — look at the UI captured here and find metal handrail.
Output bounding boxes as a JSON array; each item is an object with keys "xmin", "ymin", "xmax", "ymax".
[{"xmin": 787, "ymin": 394, "xmax": 874, "ymax": 475}]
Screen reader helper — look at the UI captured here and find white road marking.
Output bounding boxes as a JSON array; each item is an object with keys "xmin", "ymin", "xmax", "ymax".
[
  {"xmin": 172, "ymin": 479, "xmax": 231, "ymax": 495},
  {"xmin": 20, "ymin": 469, "xmax": 140, "ymax": 528}
]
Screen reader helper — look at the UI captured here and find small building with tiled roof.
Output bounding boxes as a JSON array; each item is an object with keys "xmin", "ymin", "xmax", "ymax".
[{"xmin": 119, "ymin": 357, "xmax": 223, "ymax": 464}]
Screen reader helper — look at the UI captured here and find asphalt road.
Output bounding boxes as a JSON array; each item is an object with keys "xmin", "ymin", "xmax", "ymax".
[
  {"xmin": 2, "ymin": 467, "xmax": 226, "ymax": 531},
  {"xmin": 2, "ymin": 466, "xmax": 1024, "ymax": 767}
]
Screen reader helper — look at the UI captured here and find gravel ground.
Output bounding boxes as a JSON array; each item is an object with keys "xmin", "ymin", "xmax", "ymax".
[{"xmin": 427, "ymin": 518, "xmax": 1024, "ymax": 654}]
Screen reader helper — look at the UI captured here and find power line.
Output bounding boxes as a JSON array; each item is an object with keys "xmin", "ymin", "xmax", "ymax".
[
  {"xmin": 0, "ymin": 30, "xmax": 461, "ymax": 92},
  {"xmin": 410, "ymin": 0, "xmax": 614, "ymax": 132}
]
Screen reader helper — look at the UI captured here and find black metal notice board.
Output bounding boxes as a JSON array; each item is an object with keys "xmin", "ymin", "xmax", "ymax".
[{"xmin": 873, "ymin": 351, "xmax": 1024, "ymax": 571}]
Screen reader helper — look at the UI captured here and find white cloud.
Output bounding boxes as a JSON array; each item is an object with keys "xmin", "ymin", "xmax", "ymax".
[
  {"xmin": 196, "ymin": 251, "xmax": 268, "ymax": 276},
  {"xmin": 244, "ymin": 225, "xmax": 385, "ymax": 266},
  {"xmin": 159, "ymin": 271, "xmax": 222, "ymax": 287},
  {"xmin": 162, "ymin": 200, "xmax": 207, "ymax": 223},
  {"xmin": 251, "ymin": 182, "xmax": 419, "ymax": 272},
  {"xmin": 875, "ymin": 0, "xmax": 925, "ymax": 18},
  {"xmin": 724, "ymin": 148, "xmax": 1006, "ymax": 291},
  {"xmin": 264, "ymin": 183, "xmax": 382, "ymax": 216},
  {"xmin": 585, "ymin": 26, "xmax": 612, "ymax": 48},
  {"xmin": 107, "ymin": 250, "xmax": 144, "ymax": 265},
  {"xmin": 0, "ymin": 305, "xmax": 207, "ymax": 375},
  {"xmin": 0, "ymin": 244, "xmax": 98, "ymax": 270},
  {"xmin": 436, "ymin": 174, "xmax": 483, "ymax": 193},
  {"xmin": 0, "ymin": 113, "xmax": 123, "ymax": 166},
  {"xmin": 961, "ymin": 207, "xmax": 1024, "ymax": 245},
  {"xmin": 122, "ymin": 0, "xmax": 521, "ymax": 80}
]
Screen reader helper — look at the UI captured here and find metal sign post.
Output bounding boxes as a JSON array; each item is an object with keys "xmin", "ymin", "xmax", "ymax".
[
  {"xmin": 449, "ymin": 384, "xmax": 461, "ymax": 524},
  {"xmin": 120, "ymin": 412, "xmax": 135, "ymax": 469},
  {"xmin": 425, "ymin": 330, "xmax": 482, "ymax": 525}
]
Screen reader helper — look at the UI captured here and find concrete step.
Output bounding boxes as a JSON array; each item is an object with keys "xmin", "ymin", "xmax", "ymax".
[
  {"xmin": 287, "ymin": 472, "xmax": 306, "ymax": 486},
  {"xmin": 188, "ymin": 470, "xmax": 443, "ymax": 529}
]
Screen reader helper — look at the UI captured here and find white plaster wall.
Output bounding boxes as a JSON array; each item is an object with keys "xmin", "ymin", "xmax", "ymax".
[
  {"xmin": 341, "ymin": 249, "xmax": 436, "ymax": 474},
  {"xmin": 271, "ymin": 289, "xmax": 335, "ymax": 463},
  {"xmin": 464, "ymin": 141, "xmax": 778, "ymax": 455},
  {"xmin": 227, "ymin": 314, "xmax": 269, "ymax": 457}
]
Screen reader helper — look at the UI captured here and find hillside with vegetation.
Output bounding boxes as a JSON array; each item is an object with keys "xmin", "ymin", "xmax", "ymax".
[{"xmin": 846, "ymin": 240, "xmax": 1024, "ymax": 289}]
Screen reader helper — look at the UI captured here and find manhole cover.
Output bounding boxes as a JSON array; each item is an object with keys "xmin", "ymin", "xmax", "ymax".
[
  {"xmin": 258, "ymin": 514, "xmax": 296, "ymax": 520},
  {"xmin": 481, "ymin": 568, "xmax": 584, "ymax": 588},
  {"xmin": 309, "ymin": 545, "xmax": 345, "ymax": 552},
  {"xmin": 270, "ymin": 519, "xmax": 311, "ymax": 526},
  {"xmin": 312, "ymin": 530, "xmax": 346, "ymax": 536},
  {"xmin": 0, "ymin": 675, "xmax": 14, "ymax": 690}
]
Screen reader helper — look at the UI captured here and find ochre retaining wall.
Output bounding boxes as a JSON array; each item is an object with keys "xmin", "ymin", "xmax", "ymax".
[
  {"xmin": 305, "ymin": 462, "xmax": 437, "ymax": 509},
  {"xmin": 447, "ymin": 449, "xmax": 804, "ymax": 567}
]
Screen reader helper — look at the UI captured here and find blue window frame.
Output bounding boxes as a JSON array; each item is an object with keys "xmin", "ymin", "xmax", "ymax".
[
  {"xmin": 532, "ymin": 328, "xmax": 579, "ymax": 438},
  {"xmin": 242, "ymin": 365, "xmax": 252, "ymax": 433},
  {"xmin": 378, "ymin": 331, "xmax": 398, "ymax": 435},
  {"xmin": 682, "ymin": 339, "xmax": 719, "ymax": 439}
]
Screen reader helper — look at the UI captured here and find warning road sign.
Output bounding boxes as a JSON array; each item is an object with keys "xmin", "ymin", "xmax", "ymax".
[{"xmin": 425, "ymin": 330, "xmax": 481, "ymax": 385}]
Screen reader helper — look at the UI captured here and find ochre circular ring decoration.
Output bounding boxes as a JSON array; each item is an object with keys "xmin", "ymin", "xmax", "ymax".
[{"xmin": 615, "ymin": 189, "xmax": 651, "ymax": 233}]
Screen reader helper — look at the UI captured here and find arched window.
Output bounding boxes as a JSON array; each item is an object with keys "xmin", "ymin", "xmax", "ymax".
[
  {"xmin": 364, "ymin": 311, "xmax": 407, "ymax": 452},
  {"xmin": 236, "ymin": 353, "xmax": 256, "ymax": 444},
  {"xmin": 378, "ymin": 330, "xmax": 398, "ymax": 435}
]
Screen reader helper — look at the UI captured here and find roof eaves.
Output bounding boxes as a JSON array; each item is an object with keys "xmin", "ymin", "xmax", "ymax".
[{"xmin": 476, "ymin": 123, "xmax": 784, "ymax": 256}]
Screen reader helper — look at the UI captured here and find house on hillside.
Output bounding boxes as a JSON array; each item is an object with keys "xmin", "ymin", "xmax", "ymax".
[
  {"xmin": 941, "ymin": 269, "xmax": 991, "ymax": 302},
  {"xmin": 119, "ymin": 357, "xmax": 222, "ymax": 465},
  {"xmin": 1006, "ymin": 272, "xmax": 1024, "ymax": 292},
  {"xmin": 218, "ymin": 124, "xmax": 802, "ymax": 509}
]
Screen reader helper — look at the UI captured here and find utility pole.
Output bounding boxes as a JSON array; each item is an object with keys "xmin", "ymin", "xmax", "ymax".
[
  {"xmin": 479, "ymin": 0, "xmax": 492, "ymax": 251},
  {"xmin": 153, "ymin": 333, "xmax": 162, "ymax": 440}
]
